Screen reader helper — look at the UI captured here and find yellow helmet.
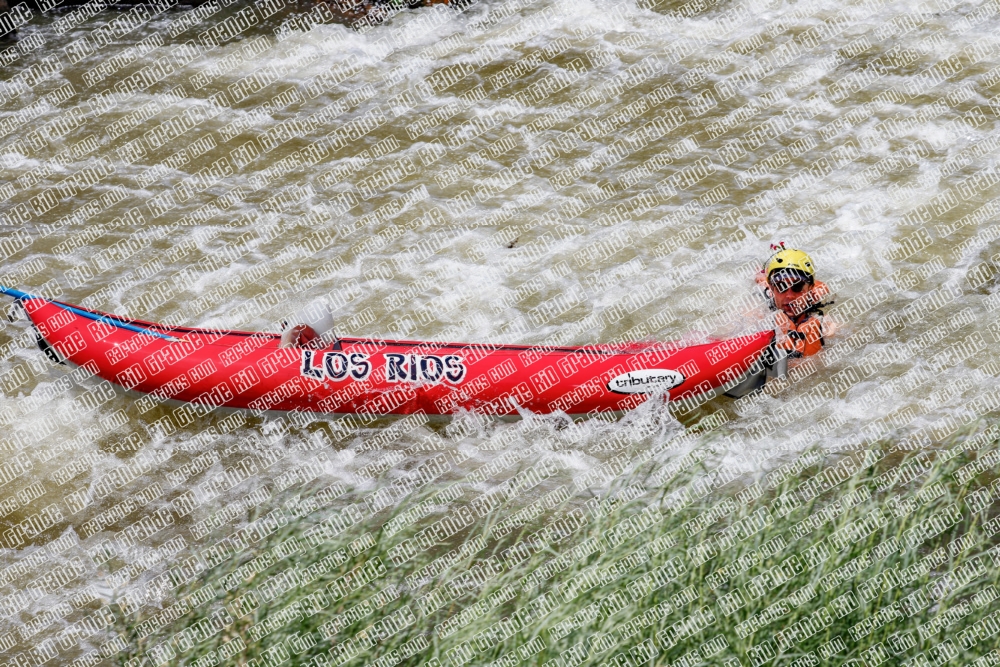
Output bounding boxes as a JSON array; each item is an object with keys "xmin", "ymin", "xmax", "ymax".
[{"xmin": 765, "ymin": 248, "xmax": 815, "ymax": 279}]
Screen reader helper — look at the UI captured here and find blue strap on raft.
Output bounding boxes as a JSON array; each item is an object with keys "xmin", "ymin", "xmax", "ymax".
[{"xmin": 0, "ymin": 285, "xmax": 180, "ymax": 342}]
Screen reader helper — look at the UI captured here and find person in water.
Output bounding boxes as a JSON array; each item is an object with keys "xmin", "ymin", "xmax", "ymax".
[{"xmin": 755, "ymin": 245, "xmax": 833, "ymax": 358}]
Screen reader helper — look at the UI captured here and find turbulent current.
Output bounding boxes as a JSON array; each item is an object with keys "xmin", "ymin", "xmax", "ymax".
[{"xmin": 1, "ymin": 0, "xmax": 1000, "ymax": 663}]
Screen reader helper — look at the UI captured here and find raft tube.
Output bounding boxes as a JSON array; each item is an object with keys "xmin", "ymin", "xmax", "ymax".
[{"xmin": 3, "ymin": 289, "xmax": 776, "ymax": 416}]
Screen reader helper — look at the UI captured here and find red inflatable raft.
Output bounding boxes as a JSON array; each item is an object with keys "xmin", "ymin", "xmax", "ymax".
[{"xmin": 3, "ymin": 288, "xmax": 776, "ymax": 416}]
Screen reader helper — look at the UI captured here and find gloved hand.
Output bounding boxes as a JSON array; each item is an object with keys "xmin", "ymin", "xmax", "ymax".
[{"xmin": 775, "ymin": 313, "xmax": 825, "ymax": 357}]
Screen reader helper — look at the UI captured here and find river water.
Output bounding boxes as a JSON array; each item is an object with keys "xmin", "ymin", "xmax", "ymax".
[{"xmin": 1, "ymin": 0, "xmax": 999, "ymax": 659}]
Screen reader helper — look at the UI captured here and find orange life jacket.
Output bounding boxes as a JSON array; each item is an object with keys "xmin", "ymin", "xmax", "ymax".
[
  {"xmin": 757, "ymin": 276, "xmax": 832, "ymax": 357},
  {"xmin": 775, "ymin": 310, "xmax": 825, "ymax": 357}
]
